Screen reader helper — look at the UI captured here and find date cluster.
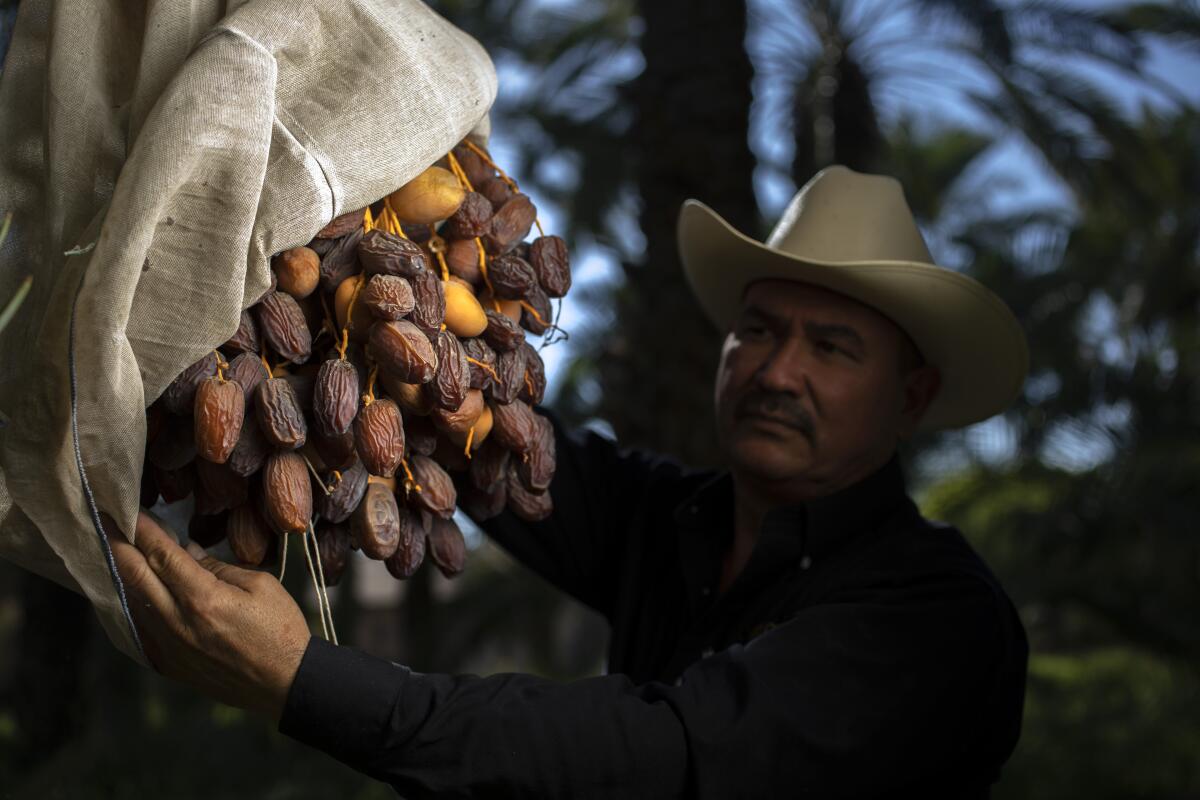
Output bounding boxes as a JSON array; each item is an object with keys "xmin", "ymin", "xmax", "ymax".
[{"xmin": 141, "ymin": 141, "xmax": 568, "ymax": 586}]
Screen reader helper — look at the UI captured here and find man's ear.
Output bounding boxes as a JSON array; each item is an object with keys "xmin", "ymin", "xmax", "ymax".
[{"xmin": 898, "ymin": 364, "xmax": 941, "ymax": 440}]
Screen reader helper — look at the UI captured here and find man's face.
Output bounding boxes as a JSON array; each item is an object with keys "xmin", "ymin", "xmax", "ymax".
[{"xmin": 714, "ymin": 280, "xmax": 938, "ymax": 499}]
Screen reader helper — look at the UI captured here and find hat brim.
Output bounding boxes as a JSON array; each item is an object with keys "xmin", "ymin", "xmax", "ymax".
[{"xmin": 677, "ymin": 200, "xmax": 1029, "ymax": 432}]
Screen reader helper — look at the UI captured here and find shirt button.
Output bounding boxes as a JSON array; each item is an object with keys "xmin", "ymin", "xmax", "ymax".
[
  {"xmin": 701, "ymin": 586, "xmax": 711, "ymax": 597},
  {"xmin": 800, "ymin": 555, "xmax": 813, "ymax": 570},
  {"xmin": 674, "ymin": 676, "xmax": 684, "ymax": 687},
  {"xmin": 701, "ymin": 647, "xmax": 715, "ymax": 658},
  {"xmin": 689, "ymin": 505, "xmax": 699, "ymax": 515}
]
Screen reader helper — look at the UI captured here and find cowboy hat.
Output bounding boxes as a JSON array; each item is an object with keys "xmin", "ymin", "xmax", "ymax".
[{"xmin": 677, "ymin": 165, "xmax": 1028, "ymax": 431}]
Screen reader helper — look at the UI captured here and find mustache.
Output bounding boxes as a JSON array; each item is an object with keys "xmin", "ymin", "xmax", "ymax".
[{"xmin": 735, "ymin": 391, "xmax": 815, "ymax": 440}]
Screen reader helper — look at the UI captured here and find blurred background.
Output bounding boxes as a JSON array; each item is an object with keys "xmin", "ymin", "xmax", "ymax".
[{"xmin": 2, "ymin": 0, "xmax": 1199, "ymax": 797}]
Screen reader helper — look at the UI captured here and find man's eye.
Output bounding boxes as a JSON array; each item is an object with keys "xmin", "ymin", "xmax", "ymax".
[
  {"xmin": 740, "ymin": 324, "xmax": 769, "ymax": 339},
  {"xmin": 815, "ymin": 339, "xmax": 839, "ymax": 355}
]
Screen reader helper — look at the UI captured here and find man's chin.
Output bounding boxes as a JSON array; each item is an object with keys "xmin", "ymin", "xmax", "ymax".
[{"xmin": 727, "ymin": 435, "xmax": 813, "ymax": 483}]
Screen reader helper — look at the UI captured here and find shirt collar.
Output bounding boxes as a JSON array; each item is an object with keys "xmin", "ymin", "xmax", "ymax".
[{"xmin": 675, "ymin": 453, "xmax": 910, "ymax": 563}]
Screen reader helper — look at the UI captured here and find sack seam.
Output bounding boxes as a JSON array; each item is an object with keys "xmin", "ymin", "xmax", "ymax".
[{"xmin": 68, "ymin": 252, "xmax": 145, "ymax": 661}]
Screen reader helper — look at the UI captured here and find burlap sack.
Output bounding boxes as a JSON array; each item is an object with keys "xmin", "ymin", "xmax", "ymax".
[{"xmin": 0, "ymin": 0, "xmax": 496, "ymax": 662}]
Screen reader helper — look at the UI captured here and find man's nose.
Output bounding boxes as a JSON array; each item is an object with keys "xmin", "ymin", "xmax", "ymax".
[{"xmin": 754, "ymin": 336, "xmax": 808, "ymax": 394}]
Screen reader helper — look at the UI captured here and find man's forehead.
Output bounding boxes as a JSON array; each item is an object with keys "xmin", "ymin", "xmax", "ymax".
[{"xmin": 740, "ymin": 279, "xmax": 876, "ymax": 320}]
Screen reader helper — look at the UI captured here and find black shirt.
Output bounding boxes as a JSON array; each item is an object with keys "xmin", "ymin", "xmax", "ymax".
[{"xmin": 280, "ymin": 412, "xmax": 1028, "ymax": 798}]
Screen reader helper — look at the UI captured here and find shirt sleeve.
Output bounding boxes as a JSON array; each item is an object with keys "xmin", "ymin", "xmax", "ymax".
[
  {"xmin": 279, "ymin": 570, "xmax": 1015, "ymax": 799},
  {"xmin": 469, "ymin": 409, "xmax": 686, "ymax": 619}
]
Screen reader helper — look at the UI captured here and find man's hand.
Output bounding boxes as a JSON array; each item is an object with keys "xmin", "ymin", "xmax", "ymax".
[{"xmin": 108, "ymin": 510, "xmax": 312, "ymax": 721}]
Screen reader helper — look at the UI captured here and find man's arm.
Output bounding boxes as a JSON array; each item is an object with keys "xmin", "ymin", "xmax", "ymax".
[
  {"xmin": 112, "ymin": 504, "xmax": 1016, "ymax": 798},
  {"xmin": 277, "ymin": 568, "xmax": 1010, "ymax": 799}
]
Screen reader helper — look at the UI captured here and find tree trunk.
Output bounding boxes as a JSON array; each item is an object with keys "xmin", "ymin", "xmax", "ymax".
[{"xmin": 597, "ymin": 0, "xmax": 758, "ymax": 467}]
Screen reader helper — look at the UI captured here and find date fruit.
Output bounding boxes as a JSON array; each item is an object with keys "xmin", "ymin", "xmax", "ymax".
[
  {"xmin": 354, "ymin": 398, "xmax": 405, "ymax": 478},
  {"xmin": 352, "ymin": 482, "xmax": 400, "ymax": 560},
  {"xmin": 194, "ymin": 376, "xmax": 245, "ymax": 464},
  {"xmin": 369, "ymin": 319, "xmax": 438, "ymax": 384},
  {"xmin": 263, "ymin": 451, "xmax": 312, "ymax": 535},
  {"xmin": 313, "ymin": 358, "xmax": 361, "ymax": 437},
  {"xmin": 316, "ymin": 458, "xmax": 368, "ymax": 524},
  {"xmin": 427, "ymin": 516, "xmax": 467, "ymax": 578},
  {"xmin": 256, "ymin": 291, "xmax": 313, "ymax": 364},
  {"xmin": 272, "ymin": 246, "xmax": 321, "ymax": 299},
  {"xmin": 255, "ymin": 378, "xmax": 308, "ymax": 449}
]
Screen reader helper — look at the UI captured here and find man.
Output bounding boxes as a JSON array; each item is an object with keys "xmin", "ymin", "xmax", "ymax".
[{"xmin": 112, "ymin": 166, "xmax": 1030, "ymax": 798}]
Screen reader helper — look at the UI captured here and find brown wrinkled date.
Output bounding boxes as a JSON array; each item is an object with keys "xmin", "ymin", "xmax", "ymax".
[
  {"xmin": 482, "ymin": 309, "xmax": 525, "ymax": 352},
  {"xmin": 354, "ymin": 398, "xmax": 405, "ymax": 478},
  {"xmin": 255, "ymin": 291, "xmax": 312, "ymax": 364},
  {"xmin": 316, "ymin": 208, "xmax": 367, "ymax": 239},
  {"xmin": 313, "ymin": 359, "xmax": 361, "ymax": 437},
  {"xmin": 490, "ymin": 400, "xmax": 540, "ymax": 455},
  {"xmin": 408, "ymin": 269, "xmax": 446, "ymax": 335},
  {"xmin": 470, "ymin": 439, "xmax": 511, "ymax": 492},
  {"xmin": 227, "ymin": 415, "xmax": 271, "ymax": 477},
  {"xmin": 521, "ymin": 285, "xmax": 553, "ymax": 336},
  {"xmin": 379, "ymin": 370, "xmax": 435, "ymax": 416},
  {"xmin": 353, "ymin": 482, "xmax": 400, "ymax": 560},
  {"xmin": 519, "ymin": 342, "xmax": 547, "ymax": 405},
  {"xmin": 194, "ymin": 377, "xmax": 245, "ymax": 464},
  {"xmin": 529, "ymin": 235, "xmax": 571, "ymax": 298},
  {"xmin": 311, "ymin": 426, "xmax": 357, "ymax": 471},
  {"xmin": 463, "ymin": 337, "xmax": 498, "ymax": 390},
  {"xmin": 162, "ymin": 352, "xmax": 218, "ymax": 415},
  {"xmin": 369, "ymin": 319, "xmax": 439, "ymax": 384},
  {"xmin": 403, "ymin": 414, "xmax": 439, "ymax": 456},
  {"xmin": 263, "ymin": 451, "xmax": 312, "ymax": 535},
  {"xmin": 427, "ymin": 516, "xmax": 467, "ymax": 578},
  {"xmin": 444, "ymin": 239, "xmax": 482, "ymax": 284},
  {"xmin": 453, "ymin": 143, "xmax": 496, "ymax": 188},
  {"xmin": 363, "ymin": 274, "xmax": 415, "ymax": 320},
  {"xmin": 228, "ymin": 504, "xmax": 273, "ymax": 566},
  {"xmin": 316, "ymin": 522, "xmax": 351, "ymax": 585},
  {"xmin": 425, "ymin": 330, "xmax": 470, "ymax": 411},
  {"xmin": 223, "ymin": 310, "xmax": 259, "ymax": 354},
  {"xmin": 478, "ymin": 177, "xmax": 513, "ymax": 209},
  {"xmin": 226, "ymin": 352, "xmax": 269, "ymax": 407},
  {"xmin": 317, "ymin": 459, "xmax": 368, "ymax": 523},
  {"xmin": 385, "ymin": 508, "xmax": 427, "ymax": 579},
  {"xmin": 255, "ymin": 378, "xmax": 308, "ymax": 449},
  {"xmin": 489, "ymin": 346, "xmax": 527, "ymax": 405},
  {"xmin": 518, "ymin": 412, "xmax": 555, "ymax": 493},
  {"xmin": 484, "ymin": 194, "xmax": 537, "ymax": 254},
  {"xmin": 318, "ymin": 228, "xmax": 364, "ymax": 291},
  {"xmin": 409, "ymin": 454, "xmax": 456, "ymax": 518},
  {"xmin": 487, "ymin": 254, "xmax": 538, "ymax": 300},
  {"xmin": 506, "ymin": 462, "xmax": 554, "ymax": 521},
  {"xmin": 459, "ymin": 482, "xmax": 508, "ymax": 520},
  {"xmin": 440, "ymin": 192, "xmax": 493, "ymax": 240},
  {"xmin": 431, "ymin": 387, "xmax": 484, "ymax": 439},
  {"xmin": 360, "ymin": 229, "xmax": 428, "ymax": 279}
]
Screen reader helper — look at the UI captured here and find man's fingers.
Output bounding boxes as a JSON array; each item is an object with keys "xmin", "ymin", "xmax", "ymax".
[
  {"xmin": 106, "ymin": 513, "xmax": 178, "ymax": 618},
  {"xmin": 133, "ymin": 511, "xmax": 219, "ymax": 600},
  {"xmin": 190, "ymin": 546, "xmax": 271, "ymax": 593}
]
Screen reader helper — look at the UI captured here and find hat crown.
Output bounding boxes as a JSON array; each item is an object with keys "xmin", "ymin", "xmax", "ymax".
[{"xmin": 766, "ymin": 166, "xmax": 934, "ymax": 265}]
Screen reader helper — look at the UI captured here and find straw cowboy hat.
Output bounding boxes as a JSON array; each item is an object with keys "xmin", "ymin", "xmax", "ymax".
[{"xmin": 677, "ymin": 165, "xmax": 1029, "ymax": 432}]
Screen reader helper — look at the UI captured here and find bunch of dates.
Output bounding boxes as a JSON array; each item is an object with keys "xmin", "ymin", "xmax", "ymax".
[{"xmin": 141, "ymin": 141, "xmax": 567, "ymax": 585}]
